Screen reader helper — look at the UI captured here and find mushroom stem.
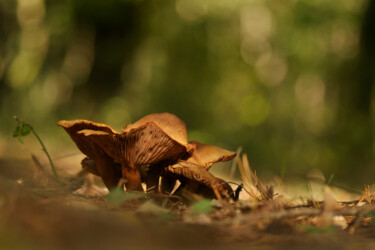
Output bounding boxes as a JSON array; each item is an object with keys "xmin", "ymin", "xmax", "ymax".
[
  {"xmin": 95, "ymin": 156, "xmax": 121, "ymax": 190},
  {"xmin": 145, "ymin": 164, "xmax": 163, "ymax": 192},
  {"xmin": 122, "ymin": 165, "xmax": 143, "ymax": 191},
  {"xmin": 81, "ymin": 158, "xmax": 100, "ymax": 176}
]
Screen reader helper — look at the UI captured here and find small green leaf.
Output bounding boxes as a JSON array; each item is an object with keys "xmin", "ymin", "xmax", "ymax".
[
  {"xmin": 190, "ymin": 199, "xmax": 213, "ymax": 215},
  {"xmin": 13, "ymin": 125, "xmax": 24, "ymax": 143},
  {"xmin": 20, "ymin": 124, "xmax": 31, "ymax": 136},
  {"xmin": 12, "ymin": 125, "xmax": 21, "ymax": 138},
  {"xmin": 17, "ymin": 137, "xmax": 24, "ymax": 144},
  {"xmin": 12, "ymin": 123, "xmax": 31, "ymax": 144},
  {"xmin": 106, "ymin": 188, "xmax": 144, "ymax": 205}
]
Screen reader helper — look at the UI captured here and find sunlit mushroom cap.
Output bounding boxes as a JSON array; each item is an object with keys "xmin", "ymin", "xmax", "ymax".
[
  {"xmin": 122, "ymin": 113, "xmax": 189, "ymax": 147},
  {"xmin": 187, "ymin": 141, "xmax": 236, "ymax": 169}
]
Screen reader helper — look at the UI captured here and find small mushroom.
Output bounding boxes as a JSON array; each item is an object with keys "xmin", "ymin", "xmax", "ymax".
[
  {"xmin": 161, "ymin": 142, "xmax": 236, "ymax": 200},
  {"xmin": 164, "ymin": 160, "xmax": 226, "ymax": 200},
  {"xmin": 185, "ymin": 141, "xmax": 236, "ymax": 169},
  {"xmin": 76, "ymin": 113, "xmax": 195, "ymax": 191},
  {"xmin": 57, "ymin": 120, "xmax": 121, "ymax": 190}
]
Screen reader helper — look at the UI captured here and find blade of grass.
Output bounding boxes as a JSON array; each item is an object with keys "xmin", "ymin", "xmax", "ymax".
[{"xmin": 229, "ymin": 146, "xmax": 242, "ymax": 179}]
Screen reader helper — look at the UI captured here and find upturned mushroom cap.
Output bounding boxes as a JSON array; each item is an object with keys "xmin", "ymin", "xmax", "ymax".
[
  {"xmin": 57, "ymin": 120, "xmax": 121, "ymax": 189},
  {"xmin": 57, "ymin": 120, "xmax": 119, "ymax": 159},
  {"xmin": 186, "ymin": 141, "xmax": 236, "ymax": 169}
]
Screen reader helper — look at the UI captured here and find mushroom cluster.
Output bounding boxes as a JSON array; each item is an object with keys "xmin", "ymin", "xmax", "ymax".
[{"xmin": 58, "ymin": 113, "xmax": 236, "ymax": 200}]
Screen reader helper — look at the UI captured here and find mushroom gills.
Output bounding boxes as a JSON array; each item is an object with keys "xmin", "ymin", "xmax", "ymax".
[{"xmin": 78, "ymin": 121, "xmax": 191, "ymax": 191}]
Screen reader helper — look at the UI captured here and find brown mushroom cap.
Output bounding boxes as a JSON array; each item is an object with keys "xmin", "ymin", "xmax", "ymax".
[
  {"xmin": 76, "ymin": 113, "xmax": 195, "ymax": 190},
  {"xmin": 57, "ymin": 120, "xmax": 121, "ymax": 189},
  {"xmin": 76, "ymin": 129, "xmax": 122, "ymax": 162},
  {"xmin": 78, "ymin": 123, "xmax": 188, "ymax": 167},
  {"xmin": 122, "ymin": 113, "xmax": 190, "ymax": 147},
  {"xmin": 79, "ymin": 113, "xmax": 195, "ymax": 167},
  {"xmin": 186, "ymin": 141, "xmax": 236, "ymax": 169},
  {"xmin": 57, "ymin": 120, "xmax": 119, "ymax": 159},
  {"xmin": 162, "ymin": 142, "xmax": 236, "ymax": 200}
]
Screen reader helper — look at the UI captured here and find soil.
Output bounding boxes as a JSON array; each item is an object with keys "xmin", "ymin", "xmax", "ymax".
[{"xmin": 1, "ymin": 158, "xmax": 375, "ymax": 250}]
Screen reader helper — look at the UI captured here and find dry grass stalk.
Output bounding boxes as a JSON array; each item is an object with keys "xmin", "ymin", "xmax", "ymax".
[{"xmin": 237, "ymin": 153, "xmax": 274, "ymax": 201}]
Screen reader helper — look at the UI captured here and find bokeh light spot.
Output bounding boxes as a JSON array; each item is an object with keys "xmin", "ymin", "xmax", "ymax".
[
  {"xmin": 7, "ymin": 52, "xmax": 40, "ymax": 88},
  {"xmin": 255, "ymin": 52, "xmax": 288, "ymax": 87},
  {"xmin": 175, "ymin": 0, "xmax": 206, "ymax": 22},
  {"xmin": 43, "ymin": 73, "xmax": 73, "ymax": 106},
  {"xmin": 240, "ymin": 5, "xmax": 273, "ymax": 42},
  {"xmin": 17, "ymin": 0, "xmax": 45, "ymax": 28},
  {"xmin": 241, "ymin": 37, "xmax": 271, "ymax": 65},
  {"xmin": 330, "ymin": 24, "xmax": 359, "ymax": 59}
]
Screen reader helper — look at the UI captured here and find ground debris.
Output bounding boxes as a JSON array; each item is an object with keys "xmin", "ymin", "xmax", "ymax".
[{"xmin": 1, "ymin": 157, "xmax": 375, "ymax": 249}]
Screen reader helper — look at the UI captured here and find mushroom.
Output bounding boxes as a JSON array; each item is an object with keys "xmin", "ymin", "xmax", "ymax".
[
  {"xmin": 75, "ymin": 113, "xmax": 195, "ymax": 191},
  {"xmin": 161, "ymin": 141, "xmax": 236, "ymax": 200},
  {"xmin": 186, "ymin": 141, "xmax": 236, "ymax": 169},
  {"xmin": 58, "ymin": 113, "xmax": 236, "ymax": 200},
  {"xmin": 56, "ymin": 120, "xmax": 121, "ymax": 190},
  {"xmin": 163, "ymin": 160, "xmax": 226, "ymax": 200}
]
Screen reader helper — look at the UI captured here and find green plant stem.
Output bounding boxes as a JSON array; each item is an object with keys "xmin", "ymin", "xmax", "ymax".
[
  {"xmin": 30, "ymin": 128, "xmax": 61, "ymax": 185},
  {"xmin": 14, "ymin": 116, "xmax": 61, "ymax": 185}
]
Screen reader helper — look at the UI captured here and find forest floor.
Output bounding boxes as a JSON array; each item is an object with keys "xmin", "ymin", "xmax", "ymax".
[{"xmin": 1, "ymin": 155, "xmax": 375, "ymax": 250}]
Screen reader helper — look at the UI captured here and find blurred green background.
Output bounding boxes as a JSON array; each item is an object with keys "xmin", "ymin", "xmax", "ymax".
[{"xmin": 1, "ymin": 0, "xmax": 374, "ymax": 187}]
